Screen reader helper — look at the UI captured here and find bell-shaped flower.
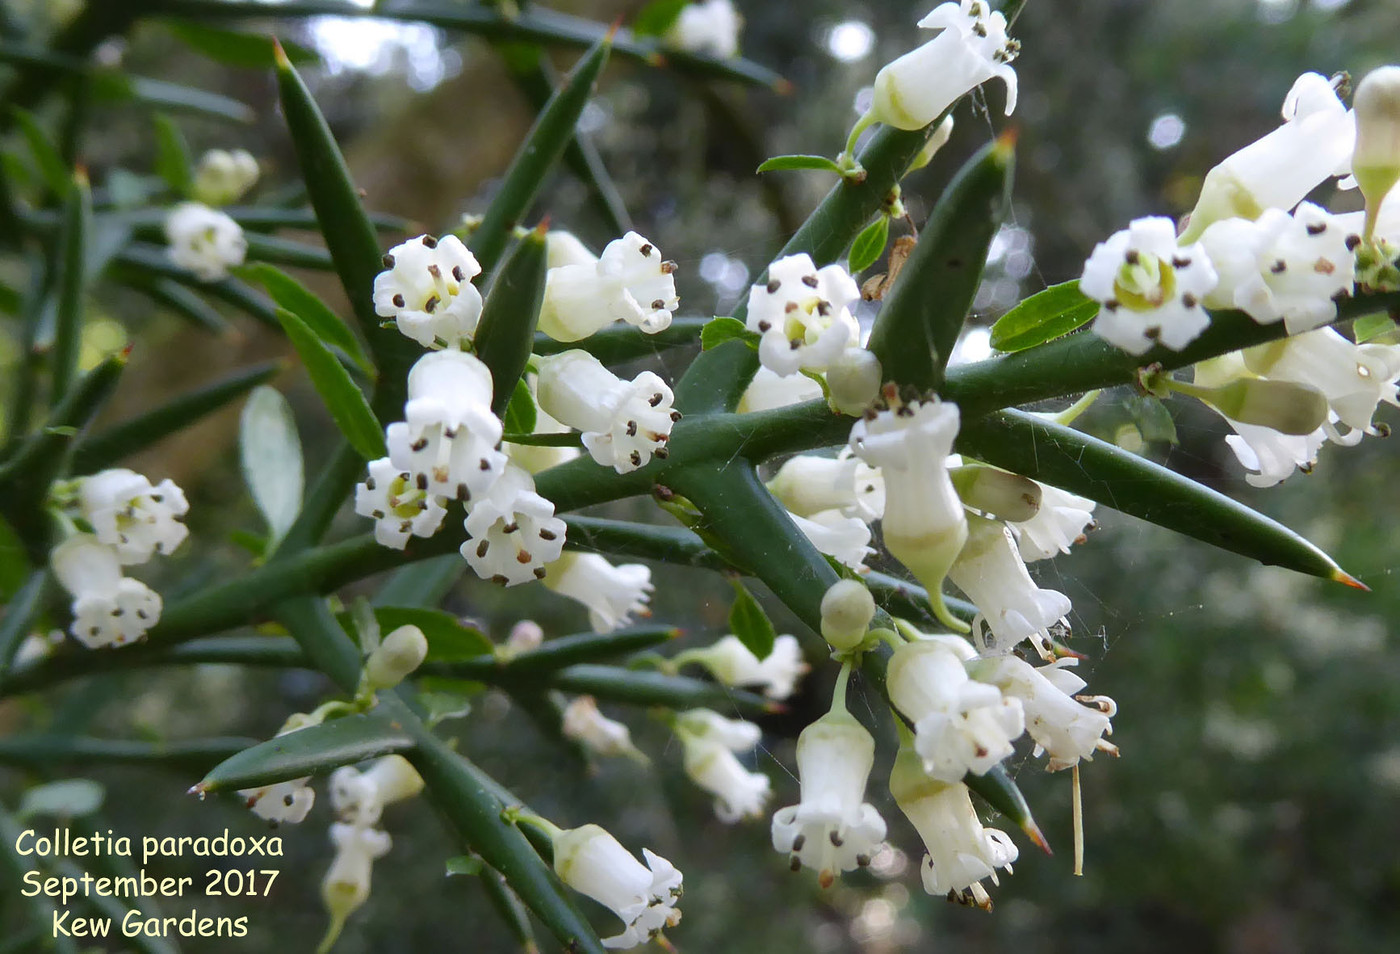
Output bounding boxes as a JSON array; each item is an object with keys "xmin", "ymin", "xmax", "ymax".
[
  {"xmin": 737, "ymin": 366, "xmax": 824, "ymax": 413},
  {"xmin": 1011, "ymin": 483, "xmax": 1096, "ymax": 562},
  {"xmin": 1081, "ymin": 216, "xmax": 1219, "ymax": 355},
  {"xmin": 890, "ymin": 745, "xmax": 1017, "ymax": 908},
  {"xmin": 51, "ymin": 534, "xmax": 161, "ymax": 649},
  {"xmin": 1182, "ymin": 72, "xmax": 1354, "ymax": 240},
  {"xmin": 771, "ymin": 710, "xmax": 887, "ymax": 887},
  {"xmin": 385, "ymin": 350, "xmax": 507, "ymax": 502},
  {"xmin": 562, "ymin": 696, "xmax": 647, "ymax": 762},
  {"xmin": 791, "ymin": 509, "xmax": 874, "ymax": 571},
  {"xmin": 543, "ymin": 551, "xmax": 652, "ymax": 632},
  {"xmin": 746, "ymin": 254, "xmax": 861, "ymax": 377},
  {"xmin": 320, "ymin": 823, "xmax": 392, "ymax": 948},
  {"xmin": 506, "ymin": 383, "xmax": 581, "ymax": 474},
  {"xmin": 373, "ymin": 234, "xmax": 484, "ymax": 349},
  {"xmin": 886, "ymin": 637, "xmax": 1024, "ymax": 781},
  {"xmin": 684, "ymin": 634, "xmax": 808, "ymax": 701},
  {"xmin": 1245, "ymin": 329, "xmax": 1400, "ymax": 445},
  {"xmin": 78, "ymin": 468, "xmax": 189, "ymax": 565},
  {"xmin": 675, "ymin": 709, "xmax": 771, "ymax": 823},
  {"xmin": 849, "ymin": 396, "xmax": 967, "ymax": 628},
  {"xmin": 191, "ymin": 148, "xmax": 259, "ymax": 206},
  {"xmin": 552, "ymin": 824, "xmax": 683, "ymax": 950},
  {"xmin": 329, "ymin": 755, "xmax": 425, "ymax": 828},
  {"xmin": 536, "ymin": 350, "xmax": 678, "ymax": 473},
  {"xmin": 460, "ymin": 461, "xmax": 566, "ymax": 586},
  {"xmin": 1199, "ymin": 202, "xmax": 1359, "ymax": 334},
  {"xmin": 545, "ymin": 229, "xmax": 599, "ymax": 269},
  {"xmin": 538, "ymin": 232, "xmax": 678, "ymax": 342},
  {"xmin": 949, "ymin": 514, "xmax": 1071, "ymax": 652},
  {"xmin": 978, "ymin": 656, "xmax": 1116, "ymax": 771},
  {"xmin": 665, "ymin": 0, "xmax": 742, "ymax": 58},
  {"xmin": 354, "ymin": 457, "xmax": 448, "ymax": 549},
  {"xmin": 768, "ymin": 454, "xmax": 880, "ymax": 523},
  {"xmin": 164, "ymin": 201, "xmax": 246, "ymax": 281},
  {"xmin": 868, "ymin": 1, "xmax": 1018, "ymax": 131},
  {"xmin": 1354, "ymin": 66, "xmax": 1400, "ymax": 238},
  {"xmin": 1193, "ymin": 353, "xmax": 1326, "ymax": 487}
]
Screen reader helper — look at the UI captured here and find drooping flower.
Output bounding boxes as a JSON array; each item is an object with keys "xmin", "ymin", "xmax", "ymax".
[
  {"xmin": 538, "ymin": 232, "xmax": 679, "ymax": 342},
  {"xmin": 737, "ymin": 366, "xmax": 824, "ymax": 413},
  {"xmin": 505, "ymin": 381, "xmax": 581, "ymax": 474},
  {"xmin": 238, "ymin": 714, "xmax": 319, "ymax": 825},
  {"xmin": 536, "ymin": 350, "xmax": 678, "ymax": 473},
  {"xmin": 460, "ymin": 461, "xmax": 566, "ymax": 586},
  {"xmin": 948, "ymin": 514, "xmax": 1072, "ymax": 653},
  {"xmin": 745, "ymin": 254, "xmax": 862, "ymax": 376},
  {"xmin": 164, "ymin": 201, "xmax": 247, "ymax": 281},
  {"xmin": 321, "ymin": 823, "xmax": 392, "ymax": 944},
  {"xmin": 562, "ymin": 696, "xmax": 647, "ymax": 762},
  {"xmin": 683, "ymin": 634, "xmax": 808, "ymax": 701},
  {"xmin": 373, "ymin": 235, "xmax": 484, "ymax": 349},
  {"xmin": 78, "ymin": 468, "xmax": 189, "ymax": 565},
  {"xmin": 354, "ymin": 457, "xmax": 448, "ymax": 549},
  {"xmin": 545, "ymin": 229, "xmax": 598, "ymax": 269},
  {"xmin": 978, "ymin": 656, "xmax": 1117, "ymax": 771},
  {"xmin": 191, "ymin": 148, "xmax": 259, "ymax": 206},
  {"xmin": 50, "ymin": 534, "xmax": 162, "ymax": 649},
  {"xmin": 1193, "ymin": 353, "xmax": 1327, "ymax": 487},
  {"xmin": 551, "ymin": 824, "xmax": 683, "ymax": 950},
  {"xmin": 1080, "ymin": 216, "xmax": 1219, "ymax": 355},
  {"xmin": 1011, "ymin": 483, "xmax": 1096, "ymax": 563},
  {"xmin": 771, "ymin": 710, "xmax": 887, "ymax": 887},
  {"xmin": 329, "ymin": 755, "xmax": 425, "ymax": 828},
  {"xmin": 675, "ymin": 709, "xmax": 771, "ymax": 823},
  {"xmin": 665, "ymin": 0, "xmax": 742, "ymax": 59},
  {"xmin": 542, "ymin": 552, "xmax": 653, "ymax": 632},
  {"xmin": 767, "ymin": 454, "xmax": 881, "ymax": 522},
  {"xmin": 790, "ymin": 509, "xmax": 874, "ymax": 571}
]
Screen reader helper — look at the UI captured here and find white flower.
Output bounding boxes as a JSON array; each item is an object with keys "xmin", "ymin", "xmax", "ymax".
[
  {"xmin": 542, "ymin": 552, "xmax": 653, "ymax": 632},
  {"xmin": 545, "ymin": 230, "xmax": 598, "ymax": 269},
  {"xmin": 322, "ymin": 823, "xmax": 392, "ymax": 929},
  {"xmin": 826, "ymin": 348, "xmax": 884, "ymax": 416},
  {"xmin": 552, "ymin": 824, "xmax": 682, "ymax": 950},
  {"xmin": 385, "ymin": 350, "xmax": 507, "ymax": 502},
  {"xmin": 949, "ymin": 514, "xmax": 1071, "ymax": 653},
  {"xmin": 889, "ymin": 748, "xmax": 1017, "ymax": 908},
  {"xmin": 238, "ymin": 713, "xmax": 319, "ymax": 824},
  {"xmin": 791, "ymin": 509, "xmax": 874, "ymax": 571},
  {"xmin": 1199, "ymin": 202, "xmax": 1359, "ymax": 334},
  {"xmin": 686, "ymin": 634, "xmax": 808, "ymax": 701},
  {"xmin": 868, "ymin": 1, "xmax": 1018, "ymax": 131},
  {"xmin": 1080, "ymin": 216, "xmax": 1218, "ymax": 355},
  {"xmin": 191, "ymin": 148, "xmax": 259, "ymax": 206},
  {"xmin": 329, "ymin": 755, "xmax": 425, "ymax": 828},
  {"xmin": 886, "ymin": 637, "xmax": 1024, "ymax": 782},
  {"xmin": 737, "ymin": 366, "xmax": 824, "ymax": 414},
  {"xmin": 354, "ymin": 457, "xmax": 448, "ymax": 549},
  {"xmin": 1010, "ymin": 483, "xmax": 1096, "ymax": 562},
  {"xmin": 13, "ymin": 630, "xmax": 65, "ymax": 667},
  {"xmin": 363, "ymin": 624, "xmax": 429, "ymax": 690},
  {"xmin": 460, "ymin": 461, "xmax": 566, "ymax": 586},
  {"xmin": 505, "ymin": 378, "xmax": 582, "ymax": 474},
  {"xmin": 1354, "ymin": 66, "xmax": 1400, "ymax": 234},
  {"xmin": 562, "ymin": 696, "xmax": 646, "ymax": 761},
  {"xmin": 771, "ymin": 711, "xmax": 887, "ymax": 887},
  {"xmin": 538, "ymin": 232, "xmax": 678, "ymax": 342},
  {"xmin": 665, "ymin": 0, "xmax": 742, "ymax": 59},
  {"xmin": 1194, "ymin": 353, "xmax": 1326, "ymax": 487},
  {"xmin": 675, "ymin": 709, "xmax": 771, "ymax": 823},
  {"xmin": 373, "ymin": 235, "xmax": 484, "ymax": 349},
  {"xmin": 1183, "ymin": 72, "xmax": 1354, "ymax": 240},
  {"xmin": 536, "ymin": 350, "xmax": 678, "ymax": 473},
  {"xmin": 78, "ymin": 468, "xmax": 189, "ymax": 565},
  {"xmin": 767, "ymin": 454, "xmax": 880, "ymax": 523},
  {"xmin": 746, "ymin": 254, "xmax": 861, "ymax": 376},
  {"xmin": 50, "ymin": 534, "xmax": 161, "ymax": 649},
  {"xmin": 164, "ymin": 201, "xmax": 246, "ymax": 281},
  {"xmin": 979, "ymin": 655, "xmax": 1116, "ymax": 771}
]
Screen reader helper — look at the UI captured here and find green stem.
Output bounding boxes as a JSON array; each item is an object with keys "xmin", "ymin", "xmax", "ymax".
[
  {"xmin": 830, "ymin": 660, "xmax": 854, "ymax": 715},
  {"xmin": 1050, "ymin": 388, "xmax": 1102, "ymax": 426}
]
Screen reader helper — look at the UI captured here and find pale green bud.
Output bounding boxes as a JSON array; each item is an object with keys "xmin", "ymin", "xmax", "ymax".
[
  {"xmin": 819, "ymin": 579, "xmax": 876, "ymax": 651},
  {"xmin": 364, "ymin": 624, "xmax": 428, "ymax": 691},
  {"xmin": 1203, "ymin": 377, "xmax": 1329, "ymax": 435},
  {"xmin": 825, "ymin": 349, "xmax": 884, "ymax": 416},
  {"xmin": 950, "ymin": 464, "xmax": 1042, "ymax": 523},
  {"xmin": 1353, "ymin": 66, "xmax": 1400, "ymax": 235}
]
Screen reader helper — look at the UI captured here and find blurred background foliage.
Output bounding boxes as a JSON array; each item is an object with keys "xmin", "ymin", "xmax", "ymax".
[{"xmin": 2, "ymin": 0, "xmax": 1399, "ymax": 952}]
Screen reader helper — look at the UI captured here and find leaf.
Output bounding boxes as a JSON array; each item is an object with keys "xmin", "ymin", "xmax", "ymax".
[
  {"xmin": 274, "ymin": 307, "xmax": 385, "ymax": 460},
  {"xmin": 1353, "ymin": 312, "xmax": 1396, "ymax": 344},
  {"xmin": 48, "ymin": 171, "xmax": 90, "ymax": 402},
  {"xmin": 755, "ymin": 154, "xmax": 844, "ymax": 175},
  {"xmin": 419, "ymin": 691, "xmax": 474, "ymax": 728},
  {"xmin": 241, "ymin": 263, "xmax": 372, "ymax": 373},
  {"xmin": 502, "ymin": 378, "xmax": 537, "ymax": 435},
  {"xmin": 11, "ymin": 106, "xmax": 68, "ymax": 197},
  {"xmin": 547, "ymin": 665, "xmax": 774, "ymax": 716},
  {"xmin": 989, "ymin": 280, "xmax": 1099, "ymax": 353},
  {"xmin": 446, "ymin": 855, "xmax": 485, "ymax": 878},
  {"xmin": 167, "ymin": 21, "xmax": 318, "ymax": 69},
  {"xmin": 18, "ymin": 779, "xmax": 104, "ymax": 820},
  {"xmin": 198, "ymin": 712, "xmax": 415, "ymax": 792},
  {"xmin": 500, "ymin": 626, "xmax": 680, "ymax": 674},
  {"xmin": 152, "ymin": 114, "xmax": 193, "ymax": 196},
  {"xmin": 848, "ymin": 215, "xmax": 890, "ymax": 274},
  {"xmin": 534, "ymin": 315, "xmax": 706, "ymax": 362},
  {"xmin": 0, "ymin": 570, "xmax": 48, "ymax": 676},
  {"xmin": 238, "ymin": 385, "xmax": 304, "ymax": 545},
  {"xmin": 374, "ymin": 607, "xmax": 493, "ymax": 661},
  {"xmin": 700, "ymin": 316, "xmax": 758, "ymax": 351},
  {"xmin": 475, "ymin": 225, "xmax": 547, "ymax": 415},
  {"xmin": 1124, "ymin": 395, "xmax": 1178, "ymax": 445},
  {"xmin": 631, "ymin": 0, "xmax": 691, "ymax": 36},
  {"xmin": 965, "ymin": 764, "xmax": 1047, "ymax": 848},
  {"xmin": 727, "ymin": 579, "xmax": 776, "ymax": 660}
]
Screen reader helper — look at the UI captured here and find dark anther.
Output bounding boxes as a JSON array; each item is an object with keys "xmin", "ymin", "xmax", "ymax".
[
  {"xmin": 651, "ymin": 299, "xmax": 666, "ymax": 310},
  {"xmin": 416, "ymin": 473, "xmax": 428, "ymax": 490},
  {"xmin": 670, "ymin": 410, "xmax": 682, "ymax": 422},
  {"xmin": 1104, "ymin": 298, "xmax": 1120, "ymax": 311},
  {"xmin": 452, "ymin": 265, "xmax": 466, "ymax": 281},
  {"xmin": 758, "ymin": 320, "xmax": 772, "ymax": 331},
  {"xmin": 1271, "ymin": 260, "xmax": 1287, "ymax": 274},
  {"xmin": 534, "ymin": 567, "xmax": 548, "ymax": 579},
  {"xmin": 382, "ymin": 254, "xmax": 396, "ymax": 268},
  {"xmin": 411, "ymin": 438, "xmax": 429, "ymax": 451},
  {"xmin": 630, "ymin": 450, "xmax": 643, "ymax": 466},
  {"xmin": 1306, "ymin": 222, "xmax": 1327, "ymax": 236},
  {"xmin": 491, "ymin": 574, "xmax": 509, "ymax": 585},
  {"xmin": 392, "ymin": 293, "xmax": 406, "ymax": 308},
  {"xmin": 457, "ymin": 484, "xmax": 471, "ymax": 501},
  {"xmin": 649, "ymin": 393, "xmax": 664, "ymax": 406},
  {"xmin": 790, "ymin": 857, "xmax": 802, "ymax": 872},
  {"xmin": 829, "ymin": 831, "xmax": 844, "ymax": 847},
  {"xmin": 1181, "ymin": 293, "xmax": 1198, "ymax": 308},
  {"xmin": 424, "ymin": 295, "xmax": 439, "ymax": 313},
  {"xmin": 767, "ymin": 279, "xmax": 781, "ymax": 293},
  {"xmin": 1171, "ymin": 255, "xmax": 1191, "ymax": 268},
  {"xmin": 1124, "ymin": 249, "xmax": 1141, "ymax": 265},
  {"xmin": 423, "ymin": 235, "xmax": 438, "ymax": 248},
  {"xmin": 640, "ymin": 243, "xmax": 654, "ymax": 257},
  {"xmin": 654, "ymin": 447, "xmax": 669, "ymax": 459},
  {"xmin": 792, "ymin": 834, "xmax": 806, "ymax": 852},
  {"xmin": 1346, "ymin": 234, "xmax": 1362, "ymax": 251},
  {"xmin": 802, "ymin": 274, "xmax": 819, "ymax": 288},
  {"xmin": 540, "ymin": 528, "xmax": 557, "ymax": 541},
  {"xmin": 365, "ymin": 478, "xmax": 376, "ymax": 491},
  {"xmin": 371, "ymin": 509, "xmax": 386, "ymax": 519},
  {"xmin": 626, "ymin": 420, "xmax": 638, "ymax": 437}
]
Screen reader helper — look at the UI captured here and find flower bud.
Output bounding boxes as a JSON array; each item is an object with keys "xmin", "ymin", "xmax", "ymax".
[
  {"xmin": 363, "ymin": 624, "xmax": 428, "ymax": 690},
  {"xmin": 825, "ymin": 349, "xmax": 883, "ymax": 416},
  {"xmin": 819, "ymin": 579, "xmax": 876, "ymax": 651},
  {"xmin": 1200, "ymin": 377, "xmax": 1329, "ymax": 436},
  {"xmin": 950, "ymin": 464, "xmax": 1042, "ymax": 522},
  {"xmin": 1353, "ymin": 66, "xmax": 1400, "ymax": 235},
  {"xmin": 906, "ymin": 115, "xmax": 955, "ymax": 173}
]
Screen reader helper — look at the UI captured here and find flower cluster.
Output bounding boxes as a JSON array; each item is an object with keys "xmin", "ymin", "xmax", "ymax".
[{"xmin": 164, "ymin": 201, "xmax": 247, "ymax": 281}]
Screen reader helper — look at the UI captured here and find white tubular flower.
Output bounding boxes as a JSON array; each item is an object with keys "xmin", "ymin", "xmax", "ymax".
[
  {"xmin": 329, "ymin": 755, "xmax": 425, "ymax": 828},
  {"xmin": 1011, "ymin": 483, "xmax": 1096, "ymax": 563},
  {"xmin": 886, "ymin": 637, "xmax": 1024, "ymax": 782},
  {"xmin": 460, "ymin": 461, "xmax": 565, "ymax": 586},
  {"xmin": 241, "ymin": 778, "xmax": 315, "ymax": 825},
  {"xmin": 538, "ymin": 232, "xmax": 678, "ymax": 342},
  {"xmin": 373, "ymin": 235, "xmax": 484, "ymax": 349},
  {"xmin": 321, "ymin": 823, "xmax": 392, "ymax": 941},
  {"xmin": 791, "ymin": 509, "xmax": 874, "ymax": 572},
  {"xmin": 164, "ymin": 201, "xmax": 246, "ymax": 281},
  {"xmin": 50, "ymin": 534, "xmax": 161, "ymax": 649},
  {"xmin": 949, "ymin": 514, "xmax": 1071, "ymax": 653},
  {"xmin": 552, "ymin": 824, "xmax": 682, "ymax": 950},
  {"xmin": 1081, "ymin": 217, "xmax": 1218, "ymax": 355},
  {"xmin": 1183, "ymin": 72, "xmax": 1354, "ymax": 241},
  {"xmin": 385, "ymin": 350, "xmax": 507, "ymax": 502},
  {"xmin": 675, "ymin": 709, "xmax": 771, "ymax": 823},
  {"xmin": 562, "ymin": 696, "xmax": 647, "ymax": 761},
  {"xmin": 536, "ymin": 350, "xmax": 678, "ymax": 473},
  {"xmin": 890, "ymin": 746, "xmax": 1017, "ymax": 908},
  {"xmin": 737, "ymin": 366, "xmax": 824, "ymax": 413},
  {"xmin": 507, "ymin": 385, "xmax": 582, "ymax": 474},
  {"xmin": 1245, "ymin": 329, "xmax": 1400, "ymax": 444},
  {"xmin": 78, "ymin": 468, "xmax": 189, "ymax": 565},
  {"xmin": 979, "ymin": 656, "xmax": 1116, "ymax": 771},
  {"xmin": 849, "ymin": 397, "xmax": 966, "ymax": 628},
  {"xmin": 868, "ymin": 1, "xmax": 1018, "ymax": 131},
  {"xmin": 665, "ymin": 0, "xmax": 742, "ymax": 59},
  {"xmin": 354, "ymin": 457, "xmax": 448, "ymax": 550},
  {"xmin": 545, "ymin": 230, "xmax": 598, "ymax": 269},
  {"xmin": 746, "ymin": 254, "xmax": 861, "ymax": 377},
  {"xmin": 1193, "ymin": 353, "xmax": 1325, "ymax": 487},
  {"xmin": 767, "ymin": 455, "xmax": 879, "ymax": 522},
  {"xmin": 1199, "ymin": 203, "xmax": 1359, "ymax": 334},
  {"xmin": 686, "ymin": 634, "xmax": 808, "ymax": 701},
  {"xmin": 771, "ymin": 710, "xmax": 887, "ymax": 887},
  {"xmin": 191, "ymin": 148, "xmax": 259, "ymax": 206},
  {"xmin": 543, "ymin": 552, "xmax": 653, "ymax": 632}
]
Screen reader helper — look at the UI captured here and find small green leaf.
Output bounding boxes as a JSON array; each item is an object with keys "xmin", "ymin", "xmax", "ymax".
[
  {"xmin": 48, "ymin": 171, "xmax": 91, "ymax": 403},
  {"xmin": 475, "ymin": 226, "xmax": 548, "ymax": 415},
  {"xmin": 419, "ymin": 691, "xmax": 474, "ymax": 728},
  {"xmin": 169, "ymin": 21, "xmax": 318, "ymax": 69},
  {"xmin": 446, "ymin": 855, "xmax": 485, "ymax": 878},
  {"xmin": 631, "ymin": 0, "xmax": 691, "ymax": 37},
  {"xmin": 198, "ymin": 713, "xmax": 415, "ymax": 792},
  {"xmin": 727, "ymin": 579, "xmax": 776, "ymax": 660},
  {"xmin": 756, "ymin": 154, "xmax": 844, "ymax": 175},
  {"xmin": 1353, "ymin": 312, "xmax": 1396, "ymax": 344},
  {"xmin": 965, "ymin": 764, "xmax": 1046, "ymax": 847},
  {"xmin": 1125, "ymin": 395, "xmax": 1178, "ymax": 445},
  {"xmin": 18, "ymin": 779, "xmax": 104, "ymax": 820},
  {"xmin": 848, "ymin": 215, "xmax": 890, "ymax": 274},
  {"xmin": 238, "ymin": 385, "xmax": 304, "ymax": 545},
  {"xmin": 502, "ymin": 378, "xmax": 538, "ymax": 435},
  {"xmin": 274, "ymin": 307, "xmax": 386, "ymax": 460},
  {"xmin": 700, "ymin": 316, "xmax": 758, "ymax": 351},
  {"xmin": 241, "ymin": 263, "xmax": 372, "ymax": 372},
  {"xmin": 374, "ymin": 607, "xmax": 493, "ymax": 661},
  {"xmin": 547, "ymin": 665, "xmax": 773, "ymax": 716},
  {"xmin": 152, "ymin": 114, "xmax": 193, "ymax": 196},
  {"xmin": 989, "ymin": 280, "xmax": 1099, "ymax": 353},
  {"xmin": 11, "ymin": 106, "xmax": 68, "ymax": 197}
]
